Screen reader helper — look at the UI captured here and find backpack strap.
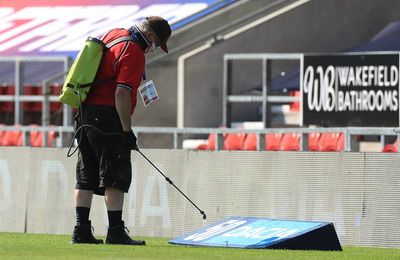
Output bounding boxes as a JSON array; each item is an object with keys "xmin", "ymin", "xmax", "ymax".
[
  {"xmin": 79, "ymin": 36, "xmax": 136, "ymax": 88},
  {"xmin": 105, "ymin": 36, "xmax": 135, "ymax": 50}
]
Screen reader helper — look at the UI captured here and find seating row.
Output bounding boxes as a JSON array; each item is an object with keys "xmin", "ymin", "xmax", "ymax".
[
  {"xmin": 0, "ymin": 125, "xmax": 57, "ymax": 147},
  {"xmin": 197, "ymin": 132, "xmax": 345, "ymax": 152},
  {"xmin": 0, "ymin": 85, "xmax": 62, "ymax": 112}
]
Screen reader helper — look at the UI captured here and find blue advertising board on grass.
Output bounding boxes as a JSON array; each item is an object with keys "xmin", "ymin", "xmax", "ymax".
[{"xmin": 169, "ymin": 216, "xmax": 342, "ymax": 251}]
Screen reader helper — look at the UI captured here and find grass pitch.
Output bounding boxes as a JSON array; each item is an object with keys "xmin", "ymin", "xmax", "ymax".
[{"xmin": 1, "ymin": 233, "xmax": 399, "ymax": 260}]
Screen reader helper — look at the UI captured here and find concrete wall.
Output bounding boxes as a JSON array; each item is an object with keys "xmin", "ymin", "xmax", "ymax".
[
  {"xmin": 2, "ymin": 147, "xmax": 400, "ymax": 248},
  {"xmin": 138, "ymin": 0, "xmax": 400, "ymax": 132}
]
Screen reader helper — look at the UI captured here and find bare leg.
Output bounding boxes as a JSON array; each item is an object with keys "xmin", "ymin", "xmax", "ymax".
[
  {"xmin": 75, "ymin": 189, "xmax": 93, "ymax": 207},
  {"xmin": 104, "ymin": 187, "xmax": 124, "ymax": 210}
]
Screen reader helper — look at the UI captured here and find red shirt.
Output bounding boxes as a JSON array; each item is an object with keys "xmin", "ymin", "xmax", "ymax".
[{"xmin": 85, "ymin": 28, "xmax": 145, "ymax": 115}]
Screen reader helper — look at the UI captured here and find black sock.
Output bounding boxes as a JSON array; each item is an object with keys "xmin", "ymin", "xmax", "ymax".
[
  {"xmin": 107, "ymin": 210, "xmax": 123, "ymax": 227},
  {"xmin": 76, "ymin": 207, "xmax": 90, "ymax": 226}
]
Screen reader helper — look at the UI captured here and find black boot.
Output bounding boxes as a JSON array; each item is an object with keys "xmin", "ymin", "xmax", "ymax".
[
  {"xmin": 105, "ymin": 221, "xmax": 146, "ymax": 245},
  {"xmin": 71, "ymin": 221, "xmax": 103, "ymax": 244}
]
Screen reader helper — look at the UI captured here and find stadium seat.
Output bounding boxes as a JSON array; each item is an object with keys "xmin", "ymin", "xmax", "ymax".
[
  {"xmin": 224, "ymin": 133, "xmax": 246, "ymax": 150},
  {"xmin": 196, "ymin": 133, "xmax": 224, "ymax": 150},
  {"xmin": 23, "ymin": 85, "xmax": 62, "ymax": 113},
  {"xmin": 29, "ymin": 124, "xmax": 57, "ymax": 147},
  {"xmin": 243, "ymin": 133, "xmax": 284, "ymax": 151},
  {"xmin": 243, "ymin": 134, "xmax": 257, "ymax": 150},
  {"xmin": 336, "ymin": 133, "xmax": 345, "ymax": 151},
  {"xmin": 266, "ymin": 133, "xmax": 283, "ymax": 151},
  {"xmin": 50, "ymin": 85, "xmax": 63, "ymax": 112},
  {"xmin": 206, "ymin": 133, "xmax": 216, "ymax": 150},
  {"xmin": 29, "ymin": 124, "xmax": 41, "ymax": 146},
  {"xmin": 31, "ymin": 131, "xmax": 57, "ymax": 147},
  {"xmin": 382, "ymin": 138, "xmax": 398, "ymax": 152},
  {"xmin": 289, "ymin": 90, "xmax": 301, "ymax": 112},
  {"xmin": 1, "ymin": 128, "xmax": 22, "ymax": 146},
  {"xmin": 23, "ymin": 85, "xmax": 37, "ymax": 111},
  {"xmin": 0, "ymin": 85, "xmax": 15, "ymax": 113},
  {"xmin": 280, "ymin": 133, "xmax": 300, "ymax": 151},
  {"xmin": 319, "ymin": 133, "xmax": 344, "ymax": 152},
  {"xmin": 308, "ymin": 133, "xmax": 321, "ymax": 151},
  {"xmin": 0, "ymin": 124, "xmax": 5, "ymax": 141},
  {"xmin": 196, "ymin": 143, "xmax": 208, "ymax": 150},
  {"xmin": 31, "ymin": 86, "xmax": 42, "ymax": 112}
]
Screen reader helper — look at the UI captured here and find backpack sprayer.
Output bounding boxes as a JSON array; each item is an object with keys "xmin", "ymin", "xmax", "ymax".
[{"xmin": 60, "ymin": 35, "xmax": 206, "ymax": 220}]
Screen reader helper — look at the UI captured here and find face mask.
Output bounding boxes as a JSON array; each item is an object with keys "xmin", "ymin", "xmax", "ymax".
[
  {"xmin": 145, "ymin": 40, "xmax": 156, "ymax": 53},
  {"xmin": 133, "ymin": 25, "xmax": 156, "ymax": 54}
]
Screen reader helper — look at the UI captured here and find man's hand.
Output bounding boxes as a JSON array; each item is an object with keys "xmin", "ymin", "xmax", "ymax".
[{"xmin": 122, "ymin": 130, "xmax": 139, "ymax": 151}]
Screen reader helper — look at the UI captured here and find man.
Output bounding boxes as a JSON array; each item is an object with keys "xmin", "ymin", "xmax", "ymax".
[{"xmin": 71, "ymin": 16, "xmax": 171, "ymax": 245}]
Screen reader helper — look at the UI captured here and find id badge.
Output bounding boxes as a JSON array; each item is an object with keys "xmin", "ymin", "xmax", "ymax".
[{"xmin": 138, "ymin": 80, "xmax": 159, "ymax": 107}]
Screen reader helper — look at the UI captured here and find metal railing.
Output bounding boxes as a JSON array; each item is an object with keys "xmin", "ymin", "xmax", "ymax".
[
  {"xmin": 131, "ymin": 126, "xmax": 399, "ymax": 151},
  {"xmin": 223, "ymin": 53, "xmax": 303, "ymax": 128},
  {"xmin": 0, "ymin": 125, "xmax": 397, "ymax": 152},
  {"xmin": 41, "ymin": 70, "xmax": 71, "ymax": 128},
  {"xmin": 0, "ymin": 56, "xmax": 71, "ymax": 126}
]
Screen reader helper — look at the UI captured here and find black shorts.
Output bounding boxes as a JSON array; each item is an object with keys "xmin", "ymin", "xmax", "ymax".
[{"xmin": 75, "ymin": 105, "xmax": 132, "ymax": 195}]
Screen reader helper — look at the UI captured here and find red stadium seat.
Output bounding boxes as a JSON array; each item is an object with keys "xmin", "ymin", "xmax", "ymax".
[
  {"xmin": 243, "ymin": 134, "xmax": 257, "ymax": 150},
  {"xmin": 0, "ymin": 124, "xmax": 5, "ymax": 141},
  {"xmin": 196, "ymin": 133, "xmax": 226, "ymax": 150},
  {"xmin": 24, "ymin": 85, "xmax": 61, "ymax": 113},
  {"xmin": 31, "ymin": 132, "xmax": 57, "ymax": 147},
  {"xmin": 289, "ymin": 90, "xmax": 301, "ymax": 112},
  {"xmin": 29, "ymin": 124, "xmax": 40, "ymax": 146},
  {"xmin": 196, "ymin": 135, "xmax": 212, "ymax": 150},
  {"xmin": 243, "ymin": 133, "xmax": 284, "ymax": 151},
  {"xmin": 206, "ymin": 133, "xmax": 216, "ymax": 150},
  {"xmin": 319, "ymin": 133, "xmax": 344, "ymax": 152},
  {"xmin": 196, "ymin": 143, "xmax": 208, "ymax": 150},
  {"xmin": 224, "ymin": 133, "xmax": 246, "ymax": 150},
  {"xmin": 50, "ymin": 85, "xmax": 63, "ymax": 112},
  {"xmin": 266, "ymin": 133, "xmax": 283, "ymax": 151},
  {"xmin": 308, "ymin": 133, "xmax": 321, "ymax": 151},
  {"xmin": 29, "ymin": 124, "xmax": 57, "ymax": 147},
  {"xmin": 383, "ymin": 138, "xmax": 398, "ymax": 153},
  {"xmin": 31, "ymin": 86, "xmax": 42, "ymax": 112},
  {"xmin": 23, "ymin": 85, "xmax": 37, "ymax": 111},
  {"xmin": 336, "ymin": 133, "xmax": 345, "ymax": 151},
  {"xmin": 0, "ymin": 85, "xmax": 15, "ymax": 112},
  {"xmin": 280, "ymin": 133, "xmax": 300, "ymax": 151},
  {"xmin": 1, "ymin": 129, "xmax": 22, "ymax": 146}
]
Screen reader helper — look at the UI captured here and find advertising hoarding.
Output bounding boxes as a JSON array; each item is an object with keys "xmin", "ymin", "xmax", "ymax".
[{"xmin": 302, "ymin": 53, "xmax": 399, "ymax": 126}]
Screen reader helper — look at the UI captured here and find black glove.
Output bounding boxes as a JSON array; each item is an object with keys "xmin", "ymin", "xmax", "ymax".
[{"xmin": 122, "ymin": 130, "xmax": 139, "ymax": 151}]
